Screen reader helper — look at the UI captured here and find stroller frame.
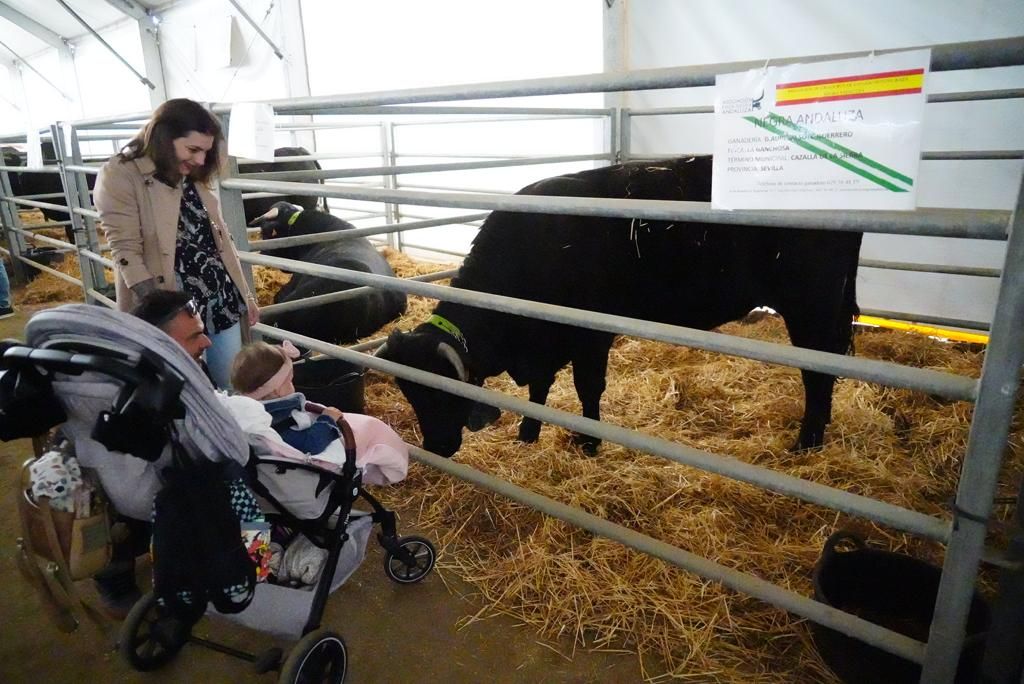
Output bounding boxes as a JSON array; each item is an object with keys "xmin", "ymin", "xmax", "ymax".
[{"xmin": 3, "ymin": 336, "xmax": 435, "ymax": 683}]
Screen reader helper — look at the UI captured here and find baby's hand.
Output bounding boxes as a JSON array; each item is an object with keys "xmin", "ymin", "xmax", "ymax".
[{"xmin": 322, "ymin": 406, "xmax": 344, "ymax": 422}]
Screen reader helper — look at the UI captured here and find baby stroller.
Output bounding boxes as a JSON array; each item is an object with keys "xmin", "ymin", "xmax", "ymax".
[{"xmin": 2, "ymin": 304, "xmax": 436, "ymax": 683}]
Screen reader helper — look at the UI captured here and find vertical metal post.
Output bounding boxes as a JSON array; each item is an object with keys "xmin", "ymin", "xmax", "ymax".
[
  {"xmin": 52, "ymin": 123, "xmax": 95, "ymax": 303},
  {"xmin": 608, "ymin": 108, "xmax": 620, "ymax": 164},
  {"xmin": 66, "ymin": 123, "xmax": 108, "ymax": 303},
  {"xmin": 920, "ymin": 164, "xmax": 1024, "ymax": 681},
  {"xmin": 620, "ymin": 108, "xmax": 632, "ymax": 162},
  {"xmin": 380, "ymin": 121, "xmax": 400, "ymax": 250},
  {"xmin": 214, "ymin": 111, "xmax": 258, "ymax": 340},
  {"xmin": 0, "ymin": 156, "xmax": 29, "ymax": 283}
]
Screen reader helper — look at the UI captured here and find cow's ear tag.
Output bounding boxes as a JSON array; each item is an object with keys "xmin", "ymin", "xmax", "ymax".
[{"xmin": 287, "ymin": 208, "xmax": 303, "ymax": 226}]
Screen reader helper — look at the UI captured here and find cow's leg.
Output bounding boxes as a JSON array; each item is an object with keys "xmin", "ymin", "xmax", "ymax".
[
  {"xmin": 518, "ymin": 376, "xmax": 555, "ymax": 443},
  {"xmin": 569, "ymin": 341, "xmax": 611, "ymax": 455},
  {"xmin": 781, "ymin": 305, "xmax": 854, "ymax": 451}
]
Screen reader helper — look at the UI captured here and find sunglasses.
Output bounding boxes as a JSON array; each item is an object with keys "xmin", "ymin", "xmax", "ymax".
[{"xmin": 153, "ymin": 298, "xmax": 200, "ymax": 329}]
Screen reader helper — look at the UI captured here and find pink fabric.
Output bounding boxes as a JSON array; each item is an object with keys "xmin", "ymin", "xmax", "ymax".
[
  {"xmin": 242, "ymin": 340, "xmax": 301, "ymax": 400},
  {"xmin": 218, "ymin": 393, "xmax": 408, "ymax": 486}
]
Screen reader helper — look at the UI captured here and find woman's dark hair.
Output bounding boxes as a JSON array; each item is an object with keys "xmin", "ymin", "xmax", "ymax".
[{"xmin": 118, "ymin": 98, "xmax": 223, "ymax": 185}]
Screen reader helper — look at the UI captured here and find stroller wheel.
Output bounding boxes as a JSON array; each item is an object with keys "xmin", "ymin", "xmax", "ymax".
[
  {"xmin": 119, "ymin": 592, "xmax": 188, "ymax": 671},
  {"xmin": 279, "ymin": 628, "xmax": 347, "ymax": 684},
  {"xmin": 383, "ymin": 535, "xmax": 436, "ymax": 584}
]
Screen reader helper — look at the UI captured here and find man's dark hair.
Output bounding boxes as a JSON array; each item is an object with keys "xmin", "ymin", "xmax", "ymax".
[{"xmin": 130, "ymin": 290, "xmax": 193, "ymax": 331}]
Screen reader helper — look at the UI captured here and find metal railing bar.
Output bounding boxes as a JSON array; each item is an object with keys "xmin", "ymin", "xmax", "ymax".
[
  {"xmin": 258, "ymin": 268, "xmax": 458, "ymax": 317},
  {"xmin": 398, "ymin": 181, "xmax": 513, "ymax": 194},
  {"xmin": 928, "ymin": 88, "xmax": 1024, "ymax": 103},
  {"xmin": 211, "ymin": 37, "xmax": 1023, "ymax": 114},
  {"xmin": 221, "ymin": 178, "xmax": 1012, "ymax": 240},
  {"xmin": 14, "ymin": 254, "xmax": 79, "ymax": 285},
  {"xmin": 859, "ymin": 308, "xmax": 991, "ymax": 332},
  {"xmin": 80, "ymin": 249, "xmax": 113, "ymax": 269},
  {"xmin": 392, "ymin": 153, "xmax": 546, "ymax": 160},
  {"xmin": 398, "ymin": 242, "xmax": 474, "ymax": 258},
  {"xmin": 308, "ymin": 105, "xmax": 613, "ymax": 117},
  {"xmin": 625, "ymin": 151, "xmax": 1024, "ymax": 162},
  {"xmin": 65, "ymin": 164, "xmax": 99, "ymax": 175},
  {"xmin": 403, "ymin": 445, "xmax": 928, "ymax": 664},
  {"xmin": 625, "ymin": 89, "xmax": 1024, "ymax": 118},
  {"xmin": 87, "ymin": 288, "xmax": 116, "ymax": 308},
  {"xmin": 241, "ymin": 251, "xmax": 978, "ymax": 402},
  {"xmin": 860, "ymin": 259, "xmax": 1001, "ymax": 278},
  {"xmin": 0, "ymin": 165, "xmax": 63, "ymax": 174},
  {"xmin": 3, "ymin": 197, "xmax": 69, "ymax": 212},
  {"xmin": 252, "ymin": 212, "xmax": 491, "ymax": 251},
  {"xmin": 391, "ymin": 115, "xmax": 611, "ymax": 127},
  {"xmin": 14, "ymin": 220, "xmax": 73, "ymax": 229},
  {"xmin": 71, "ymin": 111, "xmax": 151, "ymax": 128},
  {"xmin": 255, "ymin": 322, "xmax": 951, "ymax": 542},
  {"xmin": 240, "ymin": 154, "xmax": 610, "ymax": 182},
  {"xmin": 72, "ymin": 207, "xmax": 100, "ymax": 219},
  {"xmin": 8, "ymin": 192, "xmax": 65, "ymax": 200},
  {"xmin": 237, "ymin": 152, "xmax": 382, "ymax": 164},
  {"xmin": 9, "ymin": 226, "xmax": 72, "ymax": 250}
]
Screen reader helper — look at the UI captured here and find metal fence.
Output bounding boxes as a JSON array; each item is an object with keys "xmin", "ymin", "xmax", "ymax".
[{"xmin": 1, "ymin": 34, "xmax": 1022, "ymax": 683}]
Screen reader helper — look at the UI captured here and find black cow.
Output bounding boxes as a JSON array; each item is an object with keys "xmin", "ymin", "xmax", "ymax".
[
  {"xmin": 376, "ymin": 156, "xmax": 863, "ymax": 458},
  {"xmin": 241, "ymin": 147, "xmax": 324, "ymax": 225},
  {"xmin": 249, "ymin": 201, "xmax": 407, "ymax": 344}
]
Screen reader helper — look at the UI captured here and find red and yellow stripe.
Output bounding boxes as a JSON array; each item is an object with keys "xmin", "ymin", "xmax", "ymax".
[{"xmin": 775, "ymin": 68, "xmax": 924, "ymax": 106}]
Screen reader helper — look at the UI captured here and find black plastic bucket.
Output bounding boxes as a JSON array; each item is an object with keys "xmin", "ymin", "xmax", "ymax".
[
  {"xmin": 811, "ymin": 531, "xmax": 990, "ymax": 684},
  {"xmin": 291, "ymin": 358, "xmax": 365, "ymax": 414}
]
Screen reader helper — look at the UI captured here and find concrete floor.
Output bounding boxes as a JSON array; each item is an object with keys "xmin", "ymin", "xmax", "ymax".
[{"xmin": 0, "ymin": 303, "xmax": 645, "ymax": 683}]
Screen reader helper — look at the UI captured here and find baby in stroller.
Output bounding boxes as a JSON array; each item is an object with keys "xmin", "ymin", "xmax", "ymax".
[
  {"xmin": 222, "ymin": 338, "xmax": 409, "ymax": 512},
  {"xmin": 4, "ymin": 304, "xmax": 435, "ymax": 683}
]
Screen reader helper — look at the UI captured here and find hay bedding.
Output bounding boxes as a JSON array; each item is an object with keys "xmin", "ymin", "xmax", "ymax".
[
  {"xmin": 23, "ymin": 236, "xmax": 1024, "ymax": 681},
  {"xmin": 360, "ymin": 283, "xmax": 1021, "ymax": 682},
  {"xmin": 10, "ymin": 210, "xmax": 109, "ymax": 305}
]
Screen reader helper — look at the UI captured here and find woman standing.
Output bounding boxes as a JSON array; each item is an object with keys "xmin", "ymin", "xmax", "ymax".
[{"xmin": 94, "ymin": 98, "xmax": 259, "ymax": 389}]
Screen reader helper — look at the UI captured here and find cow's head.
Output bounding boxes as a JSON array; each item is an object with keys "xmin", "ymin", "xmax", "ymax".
[
  {"xmin": 248, "ymin": 201, "xmax": 303, "ymax": 240},
  {"xmin": 375, "ymin": 328, "xmax": 499, "ymax": 457}
]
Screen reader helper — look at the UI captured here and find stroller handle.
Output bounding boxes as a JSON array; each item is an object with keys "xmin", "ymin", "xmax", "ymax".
[{"xmin": 334, "ymin": 416, "xmax": 358, "ymax": 477}]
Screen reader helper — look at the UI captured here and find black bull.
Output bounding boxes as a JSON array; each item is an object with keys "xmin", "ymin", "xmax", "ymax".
[{"xmin": 377, "ymin": 156, "xmax": 863, "ymax": 458}]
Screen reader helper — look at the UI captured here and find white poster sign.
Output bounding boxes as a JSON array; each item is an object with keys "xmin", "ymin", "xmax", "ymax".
[
  {"xmin": 227, "ymin": 102, "xmax": 276, "ymax": 162},
  {"xmin": 712, "ymin": 49, "xmax": 929, "ymax": 211}
]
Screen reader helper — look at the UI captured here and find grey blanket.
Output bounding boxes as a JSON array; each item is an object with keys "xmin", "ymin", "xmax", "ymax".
[{"xmin": 25, "ymin": 304, "xmax": 249, "ymax": 519}]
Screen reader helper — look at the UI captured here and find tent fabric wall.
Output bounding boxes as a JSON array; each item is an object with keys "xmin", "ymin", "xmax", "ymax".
[
  {"xmin": 613, "ymin": 0, "xmax": 1024, "ymax": 327},
  {"xmin": 1, "ymin": 0, "xmax": 1021, "ymax": 322}
]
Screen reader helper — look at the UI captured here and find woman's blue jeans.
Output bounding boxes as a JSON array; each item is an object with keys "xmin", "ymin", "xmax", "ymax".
[{"xmin": 205, "ymin": 320, "xmax": 242, "ymax": 390}]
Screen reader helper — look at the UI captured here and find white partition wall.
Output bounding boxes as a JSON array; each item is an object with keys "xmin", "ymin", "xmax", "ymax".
[{"xmin": 611, "ymin": 0, "xmax": 1024, "ymax": 329}]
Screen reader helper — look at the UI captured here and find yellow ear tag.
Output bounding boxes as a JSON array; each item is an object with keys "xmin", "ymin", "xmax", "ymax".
[{"xmin": 287, "ymin": 209, "xmax": 303, "ymax": 226}]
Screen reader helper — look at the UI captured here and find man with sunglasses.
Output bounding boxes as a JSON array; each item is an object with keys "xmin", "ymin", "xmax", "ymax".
[
  {"xmin": 93, "ymin": 289, "xmax": 218, "ymax": 617},
  {"xmin": 131, "ymin": 290, "xmax": 214, "ymax": 380}
]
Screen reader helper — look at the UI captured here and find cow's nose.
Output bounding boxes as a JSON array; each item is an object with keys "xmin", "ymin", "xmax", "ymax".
[{"xmin": 424, "ymin": 437, "xmax": 460, "ymax": 458}]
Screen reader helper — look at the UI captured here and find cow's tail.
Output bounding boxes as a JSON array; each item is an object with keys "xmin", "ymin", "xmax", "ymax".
[{"xmin": 842, "ymin": 249, "xmax": 861, "ymax": 356}]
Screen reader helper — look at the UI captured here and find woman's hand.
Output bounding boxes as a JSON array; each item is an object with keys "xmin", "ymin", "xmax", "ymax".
[{"xmin": 247, "ymin": 296, "xmax": 260, "ymax": 326}]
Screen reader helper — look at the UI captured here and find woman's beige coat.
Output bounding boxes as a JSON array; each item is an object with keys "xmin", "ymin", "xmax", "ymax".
[{"xmin": 94, "ymin": 154, "xmax": 253, "ymax": 312}]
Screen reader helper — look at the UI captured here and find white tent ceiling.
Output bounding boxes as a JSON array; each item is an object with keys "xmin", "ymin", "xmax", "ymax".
[{"xmin": 0, "ymin": 0, "xmax": 169, "ymax": 64}]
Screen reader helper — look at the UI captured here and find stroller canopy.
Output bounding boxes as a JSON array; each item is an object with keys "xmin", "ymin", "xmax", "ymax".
[{"xmin": 24, "ymin": 304, "xmax": 249, "ymax": 519}]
